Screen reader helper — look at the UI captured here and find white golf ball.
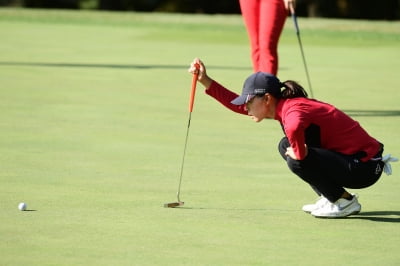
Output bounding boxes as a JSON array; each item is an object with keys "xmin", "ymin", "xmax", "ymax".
[{"xmin": 18, "ymin": 202, "xmax": 27, "ymax": 211}]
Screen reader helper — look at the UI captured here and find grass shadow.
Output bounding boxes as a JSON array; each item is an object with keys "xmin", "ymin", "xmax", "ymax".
[
  {"xmin": 0, "ymin": 61, "xmax": 250, "ymax": 71},
  {"xmin": 344, "ymin": 110, "xmax": 400, "ymax": 117},
  {"xmin": 169, "ymin": 206, "xmax": 297, "ymax": 212},
  {"xmin": 173, "ymin": 208, "xmax": 400, "ymax": 223},
  {"xmin": 349, "ymin": 211, "xmax": 400, "ymax": 223}
]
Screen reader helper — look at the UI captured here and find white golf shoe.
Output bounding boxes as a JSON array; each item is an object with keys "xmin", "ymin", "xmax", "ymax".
[
  {"xmin": 302, "ymin": 196, "xmax": 329, "ymax": 213},
  {"xmin": 311, "ymin": 196, "xmax": 361, "ymax": 218}
]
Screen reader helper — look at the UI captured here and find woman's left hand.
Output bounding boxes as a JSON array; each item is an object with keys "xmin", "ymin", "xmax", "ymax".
[
  {"xmin": 285, "ymin": 147, "xmax": 298, "ymax": 160},
  {"xmin": 285, "ymin": 145, "xmax": 308, "ymax": 160}
]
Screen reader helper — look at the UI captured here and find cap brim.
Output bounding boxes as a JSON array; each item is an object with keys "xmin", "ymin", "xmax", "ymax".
[{"xmin": 231, "ymin": 95, "xmax": 247, "ymax": 105}]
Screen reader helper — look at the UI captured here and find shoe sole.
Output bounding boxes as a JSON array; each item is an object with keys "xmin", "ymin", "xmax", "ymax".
[{"xmin": 312, "ymin": 208, "xmax": 361, "ymax": 219}]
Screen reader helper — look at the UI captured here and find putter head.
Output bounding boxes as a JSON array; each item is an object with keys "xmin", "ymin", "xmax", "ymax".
[{"xmin": 164, "ymin": 201, "xmax": 184, "ymax": 208}]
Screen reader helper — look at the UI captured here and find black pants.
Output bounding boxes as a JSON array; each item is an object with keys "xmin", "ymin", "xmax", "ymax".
[{"xmin": 278, "ymin": 137, "xmax": 385, "ymax": 202}]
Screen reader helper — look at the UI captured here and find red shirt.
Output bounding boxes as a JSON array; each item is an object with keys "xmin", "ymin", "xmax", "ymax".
[{"xmin": 206, "ymin": 80, "xmax": 381, "ymax": 162}]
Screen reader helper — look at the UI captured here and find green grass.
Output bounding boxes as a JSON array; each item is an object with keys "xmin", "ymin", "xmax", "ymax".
[{"xmin": 0, "ymin": 8, "xmax": 400, "ymax": 266}]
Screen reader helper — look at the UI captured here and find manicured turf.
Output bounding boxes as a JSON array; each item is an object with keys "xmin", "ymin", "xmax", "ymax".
[{"xmin": 0, "ymin": 8, "xmax": 399, "ymax": 265}]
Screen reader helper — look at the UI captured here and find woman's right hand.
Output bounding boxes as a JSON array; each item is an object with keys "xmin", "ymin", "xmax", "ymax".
[
  {"xmin": 284, "ymin": 0, "xmax": 296, "ymax": 13},
  {"xmin": 188, "ymin": 58, "xmax": 213, "ymax": 89}
]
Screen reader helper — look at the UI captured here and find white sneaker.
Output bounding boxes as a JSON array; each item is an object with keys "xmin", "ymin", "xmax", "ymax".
[
  {"xmin": 311, "ymin": 196, "xmax": 361, "ymax": 218},
  {"xmin": 302, "ymin": 196, "xmax": 329, "ymax": 213}
]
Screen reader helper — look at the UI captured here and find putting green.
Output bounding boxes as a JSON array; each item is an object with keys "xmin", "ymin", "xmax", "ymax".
[{"xmin": 0, "ymin": 8, "xmax": 399, "ymax": 266}]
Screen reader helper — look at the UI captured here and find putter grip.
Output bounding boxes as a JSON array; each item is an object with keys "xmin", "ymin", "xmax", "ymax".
[{"xmin": 189, "ymin": 63, "xmax": 200, "ymax": 112}]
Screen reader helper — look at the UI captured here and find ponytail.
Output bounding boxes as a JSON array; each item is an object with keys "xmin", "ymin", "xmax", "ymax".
[{"xmin": 281, "ymin": 80, "xmax": 308, "ymax": 99}]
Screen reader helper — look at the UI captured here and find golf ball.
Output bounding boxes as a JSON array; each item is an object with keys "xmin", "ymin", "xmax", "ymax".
[{"xmin": 18, "ymin": 202, "xmax": 27, "ymax": 211}]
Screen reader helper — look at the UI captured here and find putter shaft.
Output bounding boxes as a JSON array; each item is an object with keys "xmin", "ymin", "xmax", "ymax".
[{"xmin": 177, "ymin": 112, "xmax": 192, "ymax": 203}]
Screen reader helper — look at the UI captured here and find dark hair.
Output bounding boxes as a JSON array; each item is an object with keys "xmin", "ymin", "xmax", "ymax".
[{"xmin": 280, "ymin": 80, "xmax": 308, "ymax": 99}]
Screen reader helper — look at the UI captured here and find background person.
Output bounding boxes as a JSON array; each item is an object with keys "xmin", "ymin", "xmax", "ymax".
[
  {"xmin": 188, "ymin": 58, "xmax": 397, "ymax": 218},
  {"xmin": 239, "ymin": 0, "xmax": 293, "ymax": 74}
]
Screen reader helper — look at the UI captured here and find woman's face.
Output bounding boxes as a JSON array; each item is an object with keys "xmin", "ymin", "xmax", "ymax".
[
  {"xmin": 246, "ymin": 96, "xmax": 268, "ymax": 122},
  {"xmin": 245, "ymin": 94, "xmax": 276, "ymax": 122}
]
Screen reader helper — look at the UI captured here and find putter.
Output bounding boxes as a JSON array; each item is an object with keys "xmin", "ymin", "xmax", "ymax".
[
  {"xmin": 164, "ymin": 63, "xmax": 200, "ymax": 208},
  {"xmin": 289, "ymin": 1, "xmax": 314, "ymax": 98}
]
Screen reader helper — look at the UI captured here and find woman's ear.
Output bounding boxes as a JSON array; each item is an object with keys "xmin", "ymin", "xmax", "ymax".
[{"xmin": 264, "ymin": 93, "xmax": 277, "ymax": 118}]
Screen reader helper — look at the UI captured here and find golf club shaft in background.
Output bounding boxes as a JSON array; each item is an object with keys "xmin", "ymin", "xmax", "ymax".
[
  {"xmin": 176, "ymin": 63, "xmax": 200, "ymax": 203},
  {"xmin": 289, "ymin": 1, "xmax": 314, "ymax": 98}
]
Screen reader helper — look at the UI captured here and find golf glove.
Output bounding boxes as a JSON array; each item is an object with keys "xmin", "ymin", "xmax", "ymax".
[{"xmin": 381, "ymin": 154, "xmax": 398, "ymax": 175}]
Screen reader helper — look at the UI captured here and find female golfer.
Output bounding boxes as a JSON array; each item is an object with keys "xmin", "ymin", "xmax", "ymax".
[
  {"xmin": 239, "ymin": 0, "xmax": 293, "ymax": 74},
  {"xmin": 188, "ymin": 58, "xmax": 397, "ymax": 218}
]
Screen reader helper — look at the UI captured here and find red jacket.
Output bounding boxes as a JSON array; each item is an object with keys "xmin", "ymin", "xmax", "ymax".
[{"xmin": 206, "ymin": 80, "xmax": 381, "ymax": 162}]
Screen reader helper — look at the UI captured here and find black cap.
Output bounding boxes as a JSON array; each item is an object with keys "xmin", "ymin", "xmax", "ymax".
[{"xmin": 231, "ymin": 72, "xmax": 283, "ymax": 105}]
